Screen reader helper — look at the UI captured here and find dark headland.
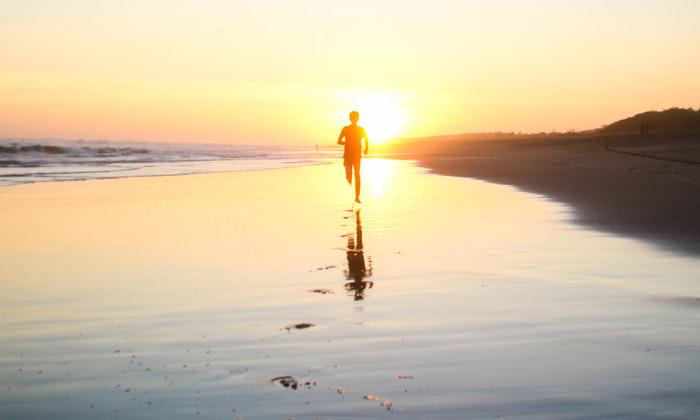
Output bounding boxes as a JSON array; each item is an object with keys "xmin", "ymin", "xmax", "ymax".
[{"xmin": 379, "ymin": 108, "xmax": 700, "ymax": 256}]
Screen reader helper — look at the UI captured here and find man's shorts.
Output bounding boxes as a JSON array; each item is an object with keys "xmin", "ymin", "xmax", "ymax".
[{"xmin": 344, "ymin": 154, "xmax": 361, "ymax": 168}]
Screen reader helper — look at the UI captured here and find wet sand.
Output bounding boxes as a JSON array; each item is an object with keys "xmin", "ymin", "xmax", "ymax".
[
  {"xmin": 1, "ymin": 160, "xmax": 700, "ymax": 418},
  {"xmin": 384, "ymin": 132, "xmax": 700, "ymax": 256}
]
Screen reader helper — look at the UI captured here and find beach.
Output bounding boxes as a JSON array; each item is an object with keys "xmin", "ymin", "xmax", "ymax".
[
  {"xmin": 384, "ymin": 132, "xmax": 700, "ymax": 256},
  {"xmin": 2, "ymin": 159, "xmax": 700, "ymax": 419}
]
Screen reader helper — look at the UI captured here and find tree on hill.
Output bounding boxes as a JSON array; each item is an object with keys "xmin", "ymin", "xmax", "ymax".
[{"xmin": 599, "ymin": 107, "xmax": 700, "ymax": 134}]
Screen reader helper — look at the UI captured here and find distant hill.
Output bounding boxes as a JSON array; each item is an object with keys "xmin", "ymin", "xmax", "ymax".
[
  {"xmin": 384, "ymin": 107, "xmax": 700, "ymax": 148},
  {"xmin": 599, "ymin": 107, "xmax": 700, "ymax": 134}
]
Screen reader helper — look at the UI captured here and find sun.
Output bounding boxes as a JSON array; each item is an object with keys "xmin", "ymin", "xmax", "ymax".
[{"xmin": 338, "ymin": 91, "xmax": 407, "ymax": 144}]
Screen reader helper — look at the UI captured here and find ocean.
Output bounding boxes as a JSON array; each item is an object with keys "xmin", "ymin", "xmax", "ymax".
[{"xmin": 0, "ymin": 139, "xmax": 332, "ymax": 187}]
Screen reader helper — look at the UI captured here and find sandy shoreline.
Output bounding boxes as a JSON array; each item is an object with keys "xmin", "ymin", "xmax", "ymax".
[
  {"xmin": 2, "ymin": 160, "xmax": 700, "ymax": 418},
  {"xmin": 384, "ymin": 132, "xmax": 700, "ymax": 256}
]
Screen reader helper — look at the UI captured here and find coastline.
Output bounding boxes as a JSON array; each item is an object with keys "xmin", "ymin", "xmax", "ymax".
[{"xmin": 385, "ymin": 132, "xmax": 700, "ymax": 256}]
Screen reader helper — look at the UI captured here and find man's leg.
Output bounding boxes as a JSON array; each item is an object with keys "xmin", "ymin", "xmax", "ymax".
[
  {"xmin": 353, "ymin": 159, "xmax": 361, "ymax": 200},
  {"xmin": 344, "ymin": 160, "xmax": 352, "ymax": 184}
]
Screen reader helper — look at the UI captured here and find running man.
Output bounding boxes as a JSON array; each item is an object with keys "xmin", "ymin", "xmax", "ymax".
[{"xmin": 337, "ymin": 110, "xmax": 369, "ymax": 203}]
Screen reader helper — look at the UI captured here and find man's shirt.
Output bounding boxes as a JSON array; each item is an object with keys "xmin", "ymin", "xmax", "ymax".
[{"xmin": 340, "ymin": 125, "xmax": 367, "ymax": 160}]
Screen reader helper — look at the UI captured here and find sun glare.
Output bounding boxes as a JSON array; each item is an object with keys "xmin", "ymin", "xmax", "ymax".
[
  {"xmin": 362, "ymin": 158, "xmax": 397, "ymax": 199},
  {"xmin": 338, "ymin": 91, "xmax": 407, "ymax": 144}
]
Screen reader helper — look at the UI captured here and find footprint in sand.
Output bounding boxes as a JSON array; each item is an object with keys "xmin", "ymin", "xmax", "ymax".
[
  {"xmin": 270, "ymin": 375, "xmax": 316, "ymax": 390},
  {"xmin": 283, "ymin": 323, "xmax": 315, "ymax": 331},
  {"xmin": 308, "ymin": 289, "xmax": 334, "ymax": 294},
  {"xmin": 364, "ymin": 394, "xmax": 393, "ymax": 410}
]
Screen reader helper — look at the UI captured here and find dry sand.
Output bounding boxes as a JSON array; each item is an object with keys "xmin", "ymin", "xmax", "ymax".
[{"xmin": 385, "ymin": 132, "xmax": 700, "ymax": 256}]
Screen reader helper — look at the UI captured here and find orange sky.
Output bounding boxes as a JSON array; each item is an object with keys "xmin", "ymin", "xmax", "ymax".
[{"xmin": 1, "ymin": 0, "xmax": 699, "ymax": 145}]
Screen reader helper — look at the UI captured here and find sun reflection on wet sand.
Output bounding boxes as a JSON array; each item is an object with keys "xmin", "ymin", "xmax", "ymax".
[{"xmin": 361, "ymin": 158, "xmax": 396, "ymax": 199}]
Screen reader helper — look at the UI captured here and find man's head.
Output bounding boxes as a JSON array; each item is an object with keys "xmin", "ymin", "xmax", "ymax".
[{"xmin": 349, "ymin": 111, "xmax": 360, "ymax": 124}]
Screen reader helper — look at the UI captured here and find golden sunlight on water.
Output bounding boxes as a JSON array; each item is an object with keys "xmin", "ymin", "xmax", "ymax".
[
  {"xmin": 1, "ymin": 160, "xmax": 700, "ymax": 418},
  {"xmin": 361, "ymin": 159, "xmax": 396, "ymax": 199}
]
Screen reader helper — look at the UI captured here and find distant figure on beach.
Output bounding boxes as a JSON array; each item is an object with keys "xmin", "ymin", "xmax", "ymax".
[
  {"xmin": 337, "ymin": 111, "xmax": 369, "ymax": 203},
  {"xmin": 639, "ymin": 121, "xmax": 650, "ymax": 134},
  {"xmin": 344, "ymin": 209, "xmax": 373, "ymax": 301}
]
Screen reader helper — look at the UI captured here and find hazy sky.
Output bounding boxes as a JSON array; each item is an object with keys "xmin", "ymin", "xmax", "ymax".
[{"xmin": 1, "ymin": 0, "xmax": 699, "ymax": 145}]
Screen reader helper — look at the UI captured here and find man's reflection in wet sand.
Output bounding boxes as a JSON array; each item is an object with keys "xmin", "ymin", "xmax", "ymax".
[{"xmin": 344, "ymin": 209, "xmax": 373, "ymax": 300}]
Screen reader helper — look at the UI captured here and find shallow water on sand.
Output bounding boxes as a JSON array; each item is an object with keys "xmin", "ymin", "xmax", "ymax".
[{"xmin": 1, "ymin": 159, "xmax": 699, "ymax": 419}]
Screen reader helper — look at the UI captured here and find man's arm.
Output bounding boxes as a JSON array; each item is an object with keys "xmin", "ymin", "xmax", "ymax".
[
  {"xmin": 337, "ymin": 127, "xmax": 346, "ymax": 145},
  {"xmin": 363, "ymin": 129, "xmax": 369, "ymax": 154}
]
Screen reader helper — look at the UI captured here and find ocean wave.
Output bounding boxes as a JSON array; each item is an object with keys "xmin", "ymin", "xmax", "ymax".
[
  {"xmin": 0, "ymin": 140, "xmax": 270, "ymax": 167},
  {"xmin": 0, "ymin": 139, "xmax": 327, "ymax": 186},
  {"xmin": 0, "ymin": 142, "xmax": 150, "ymax": 157}
]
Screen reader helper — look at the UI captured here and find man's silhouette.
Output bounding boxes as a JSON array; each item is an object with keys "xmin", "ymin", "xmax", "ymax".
[{"xmin": 337, "ymin": 111, "xmax": 369, "ymax": 203}]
